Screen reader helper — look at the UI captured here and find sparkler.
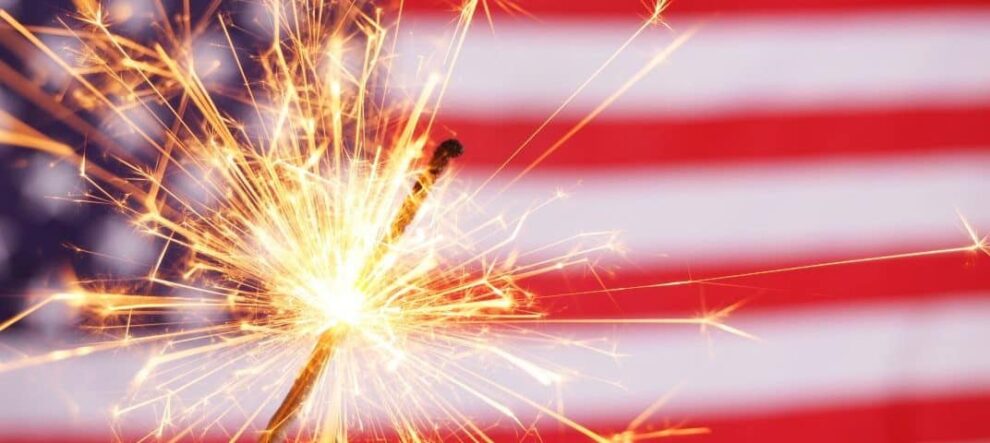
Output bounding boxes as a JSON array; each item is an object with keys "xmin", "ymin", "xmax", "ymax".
[
  {"xmin": 262, "ymin": 139, "xmax": 463, "ymax": 442},
  {"xmin": 0, "ymin": 0, "xmax": 985, "ymax": 442},
  {"xmin": 0, "ymin": 1, "xmax": 706, "ymax": 440}
]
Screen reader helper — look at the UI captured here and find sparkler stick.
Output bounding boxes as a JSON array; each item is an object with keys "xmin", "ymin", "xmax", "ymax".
[
  {"xmin": 262, "ymin": 139, "xmax": 464, "ymax": 442},
  {"xmin": 375, "ymin": 138, "xmax": 465, "ymax": 266},
  {"xmin": 261, "ymin": 328, "xmax": 342, "ymax": 442}
]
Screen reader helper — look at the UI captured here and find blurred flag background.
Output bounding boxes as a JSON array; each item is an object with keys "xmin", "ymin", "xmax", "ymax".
[{"xmin": 1, "ymin": 0, "xmax": 989, "ymax": 441}]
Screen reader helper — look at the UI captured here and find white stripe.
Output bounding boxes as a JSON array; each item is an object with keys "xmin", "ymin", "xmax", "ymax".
[
  {"xmin": 395, "ymin": 9, "xmax": 990, "ymax": 118},
  {"xmin": 2, "ymin": 295, "xmax": 989, "ymax": 430},
  {"xmin": 538, "ymin": 294, "xmax": 990, "ymax": 420},
  {"xmin": 455, "ymin": 151, "xmax": 990, "ymax": 264}
]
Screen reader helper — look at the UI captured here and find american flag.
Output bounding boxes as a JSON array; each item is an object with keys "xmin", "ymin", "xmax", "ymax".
[
  {"xmin": 1, "ymin": 0, "xmax": 989, "ymax": 441},
  {"xmin": 396, "ymin": 0, "xmax": 990, "ymax": 441}
]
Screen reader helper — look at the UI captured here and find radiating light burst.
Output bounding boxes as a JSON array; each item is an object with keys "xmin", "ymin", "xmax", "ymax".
[
  {"xmin": 0, "ymin": 0, "xmax": 986, "ymax": 442},
  {"xmin": 0, "ymin": 0, "xmax": 710, "ymax": 440}
]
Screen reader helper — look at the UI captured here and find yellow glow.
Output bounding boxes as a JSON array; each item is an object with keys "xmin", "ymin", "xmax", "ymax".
[{"xmin": 296, "ymin": 279, "xmax": 368, "ymax": 328}]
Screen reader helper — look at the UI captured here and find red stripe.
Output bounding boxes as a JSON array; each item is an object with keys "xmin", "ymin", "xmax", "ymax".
[
  {"xmin": 4, "ymin": 392, "xmax": 988, "ymax": 442},
  {"xmin": 524, "ymin": 245, "xmax": 990, "ymax": 318},
  {"xmin": 487, "ymin": 391, "xmax": 990, "ymax": 442},
  {"xmin": 437, "ymin": 105, "xmax": 990, "ymax": 170},
  {"xmin": 695, "ymin": 393, "xmax": 990, "ymax": 443},
  {"xmin": 399, "ymin": 0, "xmax": 990, "ymax": 16}
]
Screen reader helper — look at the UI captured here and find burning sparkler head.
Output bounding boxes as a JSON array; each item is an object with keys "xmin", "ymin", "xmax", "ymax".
[{"xmin": 293, "ymin": 278, "xmax": 367, "ymax": 329}]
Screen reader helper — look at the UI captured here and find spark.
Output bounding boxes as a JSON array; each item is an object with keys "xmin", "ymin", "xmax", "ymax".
[{"xmin": 500, "ymin": 26, "xmax": 699, "ymax": 193}]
